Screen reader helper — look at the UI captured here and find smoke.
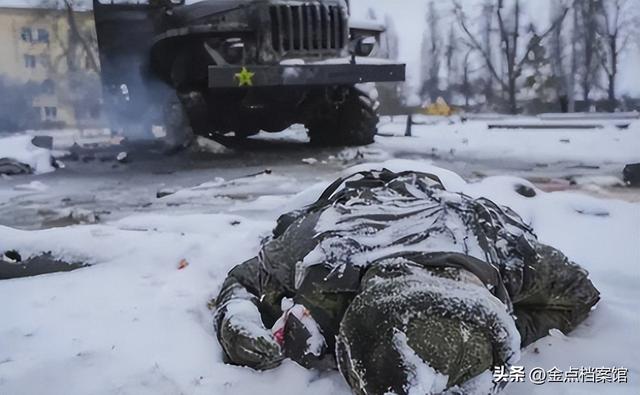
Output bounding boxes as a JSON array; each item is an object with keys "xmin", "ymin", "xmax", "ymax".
[
  {"xmin": 98, "ymin": 53, "xmax": 178, "ymax": 141},
  {"xmin": 0, "ymin": 76, "xmax": 42, "ymax": 134}
]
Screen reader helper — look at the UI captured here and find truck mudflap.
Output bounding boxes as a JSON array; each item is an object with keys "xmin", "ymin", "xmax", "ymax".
[{"xmin": 208, "ymin": 63, "xmax": 406, "ymax": 88}]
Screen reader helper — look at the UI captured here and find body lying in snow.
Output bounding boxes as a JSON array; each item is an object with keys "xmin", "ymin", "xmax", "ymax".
[{"xmin": 213, "ymin": 169, "xmax": 600, "ymax": 395}]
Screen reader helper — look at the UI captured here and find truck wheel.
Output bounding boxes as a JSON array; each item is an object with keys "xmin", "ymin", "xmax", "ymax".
[{"xmin": 307, "ymin": 86, "xmax": 379, "ymax": 147}]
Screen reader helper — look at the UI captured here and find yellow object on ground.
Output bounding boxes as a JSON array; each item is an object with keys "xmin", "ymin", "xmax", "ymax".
[{"xmin": 424, "ymin": 97, "xmax": 455, "ymax": 116}]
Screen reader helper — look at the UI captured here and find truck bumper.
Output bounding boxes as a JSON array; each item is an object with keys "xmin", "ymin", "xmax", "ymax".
[{"xmin": 208, "ymin": 63, "xmax": 405, "ymax": 88}]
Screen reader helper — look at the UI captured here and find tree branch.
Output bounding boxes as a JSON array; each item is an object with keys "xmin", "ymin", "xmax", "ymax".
[
  {"xmin": 454, "ymin": 1, "xmax": 509, "ymax": 92},
  {"xmin": 516, "ymin": 6, "xmax": 569, "ymax": 70}
]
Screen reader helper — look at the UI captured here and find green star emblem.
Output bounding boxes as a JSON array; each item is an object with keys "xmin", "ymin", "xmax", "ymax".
[{"xmin": 234, "ymin": 67, "xmax": 255, "ymax": 87}]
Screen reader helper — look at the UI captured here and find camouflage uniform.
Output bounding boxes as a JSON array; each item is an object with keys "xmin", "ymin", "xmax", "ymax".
[{"xmin": 214, "ymin": 170, "xmax": 600, "ymax": 394}]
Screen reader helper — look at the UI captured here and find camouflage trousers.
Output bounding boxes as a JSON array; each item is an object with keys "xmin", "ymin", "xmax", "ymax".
[{"xmin": 335, "ymin": 246, "xmax": 599, "ymax": 395}]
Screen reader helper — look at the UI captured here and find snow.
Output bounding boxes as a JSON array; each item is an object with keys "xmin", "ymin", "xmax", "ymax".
[
  {"xmin": 194, "ymin": 136, "xmax": 230, "ymax": 155},
  {"xmin": 1, "ymin": 157, "xmax": 638, "ymax": 394},
  {"xmin": 392, "ymin": 330, "xmax": 449, "ymax": 395},
  {"xmin": 349, "ymin": 19, "xmax": 386, "ymax": 32},
  {"xmin": 159, "ymin": 173, "xmax": 303, "ymax": 207},
  {"xmin": 0, "ymin": 135, "xmax": 55, "ymax": 174},
  {"xmin": 13, "ymin": 180, "xmax": 49, "ymax": 192},
  {"xmin": 310, "ymin": 56, "xmax": 398, "ymax": 65},
  {"xmin": 376, "ymin": 117, "xmax": 640, "ymax": 166},
  {"xmin": 224, "ymin": 292, "xmax": 275, "ymax": 340}
]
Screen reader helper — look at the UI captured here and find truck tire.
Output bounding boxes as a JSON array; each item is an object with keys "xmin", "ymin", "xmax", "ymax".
[{"xmin": 307, "ymin": 86, "xmax": 379, "ymax": 147}]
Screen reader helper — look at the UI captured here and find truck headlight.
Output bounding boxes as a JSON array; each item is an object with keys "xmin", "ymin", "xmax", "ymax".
[
  {"xmin": 351, "ymin": 36, "xmax": 377, "ymax": 57},
  {"xmin": 223, "ymin": 37, "xmax": 245, "ymax": 64}
]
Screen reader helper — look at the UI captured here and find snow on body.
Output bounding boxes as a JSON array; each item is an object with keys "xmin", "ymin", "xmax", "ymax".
[
  {"xmin": 0, "ymin": 135, "xmax": 55, "ymax": 174},
  {"xmin": 393, "ymin": 330, "xmax": 449, "ymax": 395},
  {"xmin": 301, "ymin": 171, "xmax": 534, "ymax": 294},
  {"xmin": 0, "ymin": 160, "xmax": 638, "ymax": 394}
]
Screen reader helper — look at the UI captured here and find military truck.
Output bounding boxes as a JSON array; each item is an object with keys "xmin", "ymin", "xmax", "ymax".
[{"xmin": 93, "ymin": 0, "xmax": 406, "ymax": 148}]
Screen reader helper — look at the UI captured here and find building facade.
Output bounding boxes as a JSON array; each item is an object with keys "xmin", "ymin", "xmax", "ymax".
[{"xmin": 0, "ymin": 5, "xmax": 102, "ymax": 129}]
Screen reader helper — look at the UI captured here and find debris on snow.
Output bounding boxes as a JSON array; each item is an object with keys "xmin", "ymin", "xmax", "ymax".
[
  {"xmin": 2, "ymin": 250, "xmax": 21, "ymax": 263},
  {"xmin": 194, "ymin": 136, "xmax": 231, "ymax": 155},
  {"xmin": 178, "ymin": 259, "xmax": 189, "ymax": 270},
  {"xmin": 157, "ymin": 188, "xmax": 179, "ymax": 199},
  {"xmin": 570, "ymin": 175, "xmax": 626, "ymax": 188},
  {"xmin": 37, "ymin": 208, "xmax": 100, "ymax": 228},
  {"xmin": 515, "ymin": 183, "xmax": 537, "ymax": 198},
  {"xmin": 335, "ymin": 147, "xmax": 392, "ymax": 164},
  {"xmin": 116, "ymin": 152, "xmax": 129, "ymax": 163},
  {"xmin": 301, "ymin": 158, "xmax": 318, "ymax": 165},
  {"xmin": 623, "ymin": 163, "xmax": 640, "ymax": 187},
  {"xmin": 0, "ymin": 158, "xmax": 32, "ymax": 175},
  {"xmin": 0, "ymin": 135, "xmax": 55, "ymax": 175}
]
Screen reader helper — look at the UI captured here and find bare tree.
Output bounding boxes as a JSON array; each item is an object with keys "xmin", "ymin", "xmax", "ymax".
[
  {"xmin": 455, "ymin": 0, "xmax": 569, "ymax": 114},
  {"xmin": 444, "ymin": 25, "xmax": 458, "ymax": 94},
  {"xmin": 456, "ymin": 47, "xmax": 485, "ymax": 111},
  {"xmin": 597, "ymin": 0, "xmax": 633, "ymax": 111},
  {"xmin": 480, "ymin": 0, "xmax": 496, "ymax": 107},
  {"xmin": 64, "ymin": 0, "xmax": 99, "ymax": 72},
  {"xmin": 38, "ymin": 0, "xmax": 99, "ymax": 73},
  {"xmin": 35, "ymin": 0, "xmax": 102, "ymax": 125},
  {"xmin": 375, "ymin": 13, "xmax": 405, "ymax": 115},
  {"xmin": 461, "ymin": 49, "xmax": 473, "ymax": 110},
  {"xmin": 575, "ymin": 0, "xmax": 601, "ymax": 107},
  {"xmin": 550, "ymin": 2, "xmax": 569, "ymax": 111},
  {"xmin": 568, "ymin": 4, "xmax": 579, "ymax": 112},
  {"xmin": 420, "ymin": 1, "xmax": 443, "ymax": 102},
  {"xmin": 549, "ymin": 1, "xmax": 582, "ymax": 113}
]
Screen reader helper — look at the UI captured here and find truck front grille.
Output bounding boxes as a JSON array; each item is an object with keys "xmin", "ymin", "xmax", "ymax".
[{"xmin": 270, "ymin": 4, "xmax": 346, "ymax": 55}]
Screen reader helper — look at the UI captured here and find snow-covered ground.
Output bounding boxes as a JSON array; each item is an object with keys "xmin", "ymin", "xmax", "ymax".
[
  {"xmin": 376, "ymin": 117, "xmax": 640, "ymax": 167},
  {"xmin": 1, "ymin": 119, "xmax": 639, "ymax": 394}
]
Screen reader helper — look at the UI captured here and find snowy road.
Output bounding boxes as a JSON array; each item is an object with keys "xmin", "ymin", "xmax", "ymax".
[
  {"xmin": 1, "ymin": 119, "xmax": 639, "ymax": 395},
  {"xmin": 2, "ymin": 119, "xmax": 639, "ymax": 230}
]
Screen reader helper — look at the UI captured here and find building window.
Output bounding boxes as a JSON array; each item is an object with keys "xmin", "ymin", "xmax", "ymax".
[
  {"xmin": 24, "ymin": 54, "xmax": 36, "ymax": 69},
  {"xmin": 37, "ymin": 28, "xmax": 49, "ymax": 43},
  {"xmin": 21, "ymin": 27, "xmax": 32, "ymax": 42},
  {"xmin": 44, "ymin": 106, "xmax": 58, "ymax": 120}
]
